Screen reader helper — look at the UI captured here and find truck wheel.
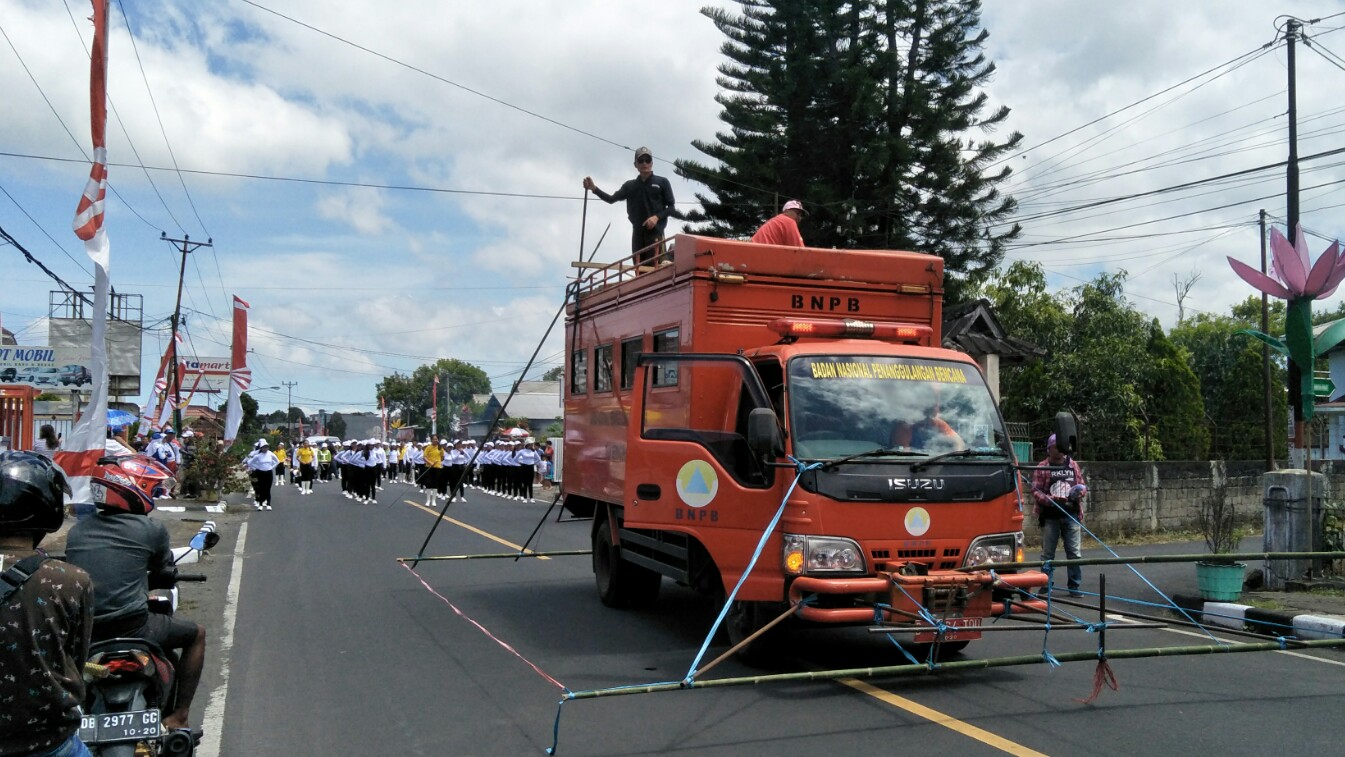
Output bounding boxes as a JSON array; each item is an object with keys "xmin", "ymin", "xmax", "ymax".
[
  {"xmin": 724, "ymin": 600, "xmax": 783, "ymax": 668},
  {"xmin": 594, "ymin": 523, "xmax": 661, "ymax": 608}
]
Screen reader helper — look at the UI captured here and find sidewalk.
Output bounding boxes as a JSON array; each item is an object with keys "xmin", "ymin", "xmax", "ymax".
[{"xmin": 1064, "ymin": 533, "xmax": 1345, "ymax": 640}]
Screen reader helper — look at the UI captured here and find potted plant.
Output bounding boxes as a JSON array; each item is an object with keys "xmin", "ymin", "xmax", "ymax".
[
  {"xmin": 1194, "ymin": 481, "xmax": 1246, "ymax": 601},
  {"xmin": 181, "ymin": 444, "xmax": 243, "ymax": 503}
]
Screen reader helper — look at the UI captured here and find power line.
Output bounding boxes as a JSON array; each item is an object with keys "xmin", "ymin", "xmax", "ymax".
[{"xmin": 989, "ymin": 43, "xmax": 1276, "ymax": 172}]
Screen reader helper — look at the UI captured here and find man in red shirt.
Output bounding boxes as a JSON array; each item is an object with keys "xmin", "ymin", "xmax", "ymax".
[{"xmin": 751, "ymin": 199, "xmax": 806, "ymax": 246}]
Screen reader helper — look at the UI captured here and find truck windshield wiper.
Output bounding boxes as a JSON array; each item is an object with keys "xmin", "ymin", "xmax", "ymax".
[
  {"xmin": 909, "ymin": 447, "xmax": 1009, "ymax": 472},
  {"xmin": 819, "ymin": 446, "xmax": 925, "ymax": 471}
]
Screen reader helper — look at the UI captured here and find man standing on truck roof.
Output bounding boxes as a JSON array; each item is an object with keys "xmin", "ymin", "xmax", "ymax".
[
  {"xmin": 751, "ymin": 199, "xmax": 806, "ymax": 247},
  {"xmin": 583, "ymin": 146, "xmax": 675, "ymax": 267}
]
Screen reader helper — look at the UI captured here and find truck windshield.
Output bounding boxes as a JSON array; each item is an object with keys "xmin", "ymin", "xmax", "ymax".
[{"xmin": 787, "ymin": 355, "xmax": 1008, "ymax": 461}]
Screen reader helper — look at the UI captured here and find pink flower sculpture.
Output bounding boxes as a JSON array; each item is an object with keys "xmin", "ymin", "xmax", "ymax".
[
  {"xmin": 1228, "ymin": 226, "xmax": 1345, "ymax": 300},
  {"xmin": 1227, "ymin": 224, "xmax": 1345, "ymax": 419}
]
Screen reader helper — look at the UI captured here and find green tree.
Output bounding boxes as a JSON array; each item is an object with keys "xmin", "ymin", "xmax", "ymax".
[
  {"xmin": 677, "ymin": 0, "xmax": 1022, "ymax": 301},
  {"xmin": 266, "ymin": 409, "xmax": 286, "ymax": 423},
  {"xmin": 376, "ymin": 359, "xmax": 490, "ymax": 433},
  {"xmin": 541, "ymin": 366, "xmax": 563, "ymax": 382},
  {"xmin": 1170, "ymin": 302, "xmax": 1288, "ymax": 461},
  {"xmin": 327, "ymin": 412, "xmax": 347, "ymax": 439},
  {"xmin": 1141, "ymin": 320, "xmax": 1208, "ymax": 460}
]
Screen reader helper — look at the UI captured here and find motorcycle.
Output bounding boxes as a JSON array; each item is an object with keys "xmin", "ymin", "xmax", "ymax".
[{"xmin": 80, "ymin": 522, "xmax": 219, "ymax": 756}]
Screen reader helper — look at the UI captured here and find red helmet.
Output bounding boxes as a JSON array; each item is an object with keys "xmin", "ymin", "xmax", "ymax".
[{"xmin": 91, "ymin": 456, "xmax": 170, "ymax": 515}]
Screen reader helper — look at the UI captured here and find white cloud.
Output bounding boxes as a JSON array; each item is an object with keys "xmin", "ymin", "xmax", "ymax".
[{"xmin": 3, "ymin": 0, "xmax": 1345, "ymax": 412}]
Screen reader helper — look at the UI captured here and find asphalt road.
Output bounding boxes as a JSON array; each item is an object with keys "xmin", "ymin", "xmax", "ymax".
[{"xmin": 186, "ymin": 478, "xmax": 1345, "ymax": 756}]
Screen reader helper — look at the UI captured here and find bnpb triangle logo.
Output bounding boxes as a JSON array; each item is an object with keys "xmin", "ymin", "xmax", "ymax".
[{"xmin": 675, "ymin": 460, "xmax": 719, "ymax": 508}]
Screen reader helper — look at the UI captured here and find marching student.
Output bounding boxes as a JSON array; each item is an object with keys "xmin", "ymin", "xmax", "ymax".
[
  {"xmin": 244, "ymin": 439, "xmax": 280, "ymax": 510},
  {"xmin": 422, "ymin": 435, "xmax": 444, "ymax": 506},
  {"xmin": 515, "ymin": 439, "xmax": 541, "ymax": 503},
  {"xmin": 337, "ymin": 443, "xmax": 355, "ymax": 498},
  {"xmin": 371, "ymin": 440, "xmax": 387, "ymax": 492},
  {"xmin": 480, "ymin": 441, "xmax": 498, "ymax": 495},
  {"xmin": 296, "ymin": 439, "xmax": 317, "ymax": 495},
  {"xmin": 318, "ymin": 443, "xmax": 333, "ymax": 481},
  {"xmin": 445, "ymin": 440, "xmax": 468, "ymax": 504},
  {"xmin": 274, "ymin": 441, "xmax": 288, "ymax": 483},
  {"xmin": 408, "ymin": 442, "xmax": 425, "ymax": 488},
  {"xmin": 387, "ymin": 442, "xmax": 400, "ymax": 487}
]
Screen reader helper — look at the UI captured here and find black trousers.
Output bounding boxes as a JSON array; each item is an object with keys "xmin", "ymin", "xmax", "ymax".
[{"xmin": 250, "ymin": 469, "xmax": 274, "ymax": 506}]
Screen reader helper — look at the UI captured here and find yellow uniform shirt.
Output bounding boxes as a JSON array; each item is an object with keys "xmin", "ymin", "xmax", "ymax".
[
  {"xmin": 424, "ymin": 445, "xmax": 443, "ymax": 468},
  {"xmin": 297, "ymin": 447, "xmax": 315, "ymax": 465}
]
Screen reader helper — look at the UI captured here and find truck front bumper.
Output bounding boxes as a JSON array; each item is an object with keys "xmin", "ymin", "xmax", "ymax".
[{"xmin": 787, "ymin": 570, "xmax": 1050, "ymax": 638}]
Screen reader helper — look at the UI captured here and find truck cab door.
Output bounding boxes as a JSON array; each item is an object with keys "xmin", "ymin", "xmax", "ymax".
[{"xmin": 623, "ymin": 353, "xmax": 779, "ymax": 530}]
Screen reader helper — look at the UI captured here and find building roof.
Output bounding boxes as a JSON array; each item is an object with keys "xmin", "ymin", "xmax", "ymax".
[{"xmin": 941, "ymin": 299, "xmax": 1046, "ymax": 364}]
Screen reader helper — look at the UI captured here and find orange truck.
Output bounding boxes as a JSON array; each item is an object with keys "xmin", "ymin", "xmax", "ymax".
[{"xmin": 562, "ymin": 234, "xmax": 1047, "ymax": 655}]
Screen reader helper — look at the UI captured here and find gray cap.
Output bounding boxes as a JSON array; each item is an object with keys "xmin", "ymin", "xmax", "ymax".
[{"xmin": 635, "ymin": 146, "xmax": 652, "ymax": 160}]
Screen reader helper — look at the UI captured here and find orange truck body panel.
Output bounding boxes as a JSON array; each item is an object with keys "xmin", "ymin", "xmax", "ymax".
[{"xmin": 564, "ymin": 234, "xmax": 1037, "ymax": 630}]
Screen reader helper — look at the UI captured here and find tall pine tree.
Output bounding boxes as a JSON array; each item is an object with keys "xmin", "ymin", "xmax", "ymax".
[{"xmin": 677, "ymin": 0, "xmax": 1022, "ymax": 301}]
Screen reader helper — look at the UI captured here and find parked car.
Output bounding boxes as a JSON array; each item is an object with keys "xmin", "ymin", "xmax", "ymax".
[
  {"xmin": 58, "ymin": 364, "xmax": 91, "ymax": 386},
  {"xmin": 0, "ymin": 367, "xmax": 15, "ymax": 382}
]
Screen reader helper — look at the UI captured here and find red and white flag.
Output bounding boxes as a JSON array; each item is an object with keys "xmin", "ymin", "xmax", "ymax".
[
  {"xmin": 223, "ymin": 296, "xmax": 251, "ymax": 443},
  {"xmin": 56, "ymin": 0, "xmax": 112, "ymax": 503}
]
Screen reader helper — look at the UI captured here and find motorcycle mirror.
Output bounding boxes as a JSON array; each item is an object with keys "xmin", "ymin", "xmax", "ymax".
[{"xmin": 1052, "ymin": 412, "xmax": 1079, "ymax": 456}]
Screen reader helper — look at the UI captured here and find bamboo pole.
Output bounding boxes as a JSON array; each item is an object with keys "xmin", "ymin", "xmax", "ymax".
[
  {"xmin": 969, "ymin": 550, "xmax": 1345, "ymax": 571},
  {"xmin": 562, "ymin": 637, "xmax": 1345, "ymax": 701}
]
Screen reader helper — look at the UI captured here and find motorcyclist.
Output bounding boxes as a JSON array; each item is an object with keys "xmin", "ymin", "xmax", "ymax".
[
  {"xmin": 0, "ymin": 451, "xmax": 96, "ymax": 757},
  {"xmin": 64, "ymin": 459, "xmax": 207, "ymax": 733}
]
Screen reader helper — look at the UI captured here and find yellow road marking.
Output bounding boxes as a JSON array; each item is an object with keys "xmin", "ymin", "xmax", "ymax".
[
  {"xmin": 837, "ymin": 677, "xmax": 1048, "ymax": 756},
  {"xmin": 402, "ymin": 499, "xmax": 551, "ymax": 560}
]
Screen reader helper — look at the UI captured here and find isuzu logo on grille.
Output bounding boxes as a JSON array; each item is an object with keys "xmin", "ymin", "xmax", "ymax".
[{"xmin": 888, "ymin": 477, "xmax": 945, "ymax": 490}]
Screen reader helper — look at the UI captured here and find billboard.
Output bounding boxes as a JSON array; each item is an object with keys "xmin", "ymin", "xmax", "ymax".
[
  {"xmin": 181, "ymin": 357, "xmax": 231, "ymax": 395},
  {"xmin": 0, "ymin": 346, "xmax": 94, "ymax": 392},
  {"xmin": 49, "ymin": 316, "xmax": 142, "ymax": 396}
]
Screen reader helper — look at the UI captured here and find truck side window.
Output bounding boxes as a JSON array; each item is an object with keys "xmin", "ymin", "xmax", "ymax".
[
  {"xmin": 620, "ymin": 337, "xmax": 642, "ymax": 390},
  {"xmin": 642, "ymin": 358, "xmax": 771, "ymax": 488},
  {"xmin": 594, "ymin": 344, "xmax": 614, "ymax": 392},
  {"xmin": 570, "ymin": 348, "xmax": 588, "ymax": 395},
  {"xmin": 651, "ymin": 328, "xmax": 680, "ymax": 387}
]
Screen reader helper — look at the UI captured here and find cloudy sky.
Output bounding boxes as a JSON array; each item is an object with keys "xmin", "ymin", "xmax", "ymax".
[{"xmin": 2, "ymin": 0, "xmax": 1344, "ymax": 416}]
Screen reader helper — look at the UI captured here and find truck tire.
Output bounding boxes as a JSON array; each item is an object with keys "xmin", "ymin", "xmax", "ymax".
[
  {"xmin": 594, "ymin": 523, "xmax": 661, "ymax": 608},
  {"xmin": 724, "ymin": 600, "xmax": 783, "ymax": 668}
]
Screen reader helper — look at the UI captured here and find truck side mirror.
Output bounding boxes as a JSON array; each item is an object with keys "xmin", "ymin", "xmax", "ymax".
[
  {"xmin": 1052, "ymin": 412, "xmax": 1079, "ymax": 456},
  {"xmin": 746, "ymin": 407, "xmax": 783, "ymax": 458}
]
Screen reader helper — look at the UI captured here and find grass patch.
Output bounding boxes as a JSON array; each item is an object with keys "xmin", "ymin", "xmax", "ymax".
[
  {"xmin": 1307, "ymin": 586, "xmax": 1345, "ymax": 598},
  {"xmin": 1238, "ymin": 596, "xmax": 1284, "ymax": 610}
]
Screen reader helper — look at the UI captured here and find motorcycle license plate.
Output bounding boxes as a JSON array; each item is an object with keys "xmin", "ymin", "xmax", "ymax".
[
  {"xmin": 79, "ymin": 709, "xmax": 161, "ymax": 743},
  {"xmin": 913, "ymin": 616, "xmax": 982, "ymax": 643}
]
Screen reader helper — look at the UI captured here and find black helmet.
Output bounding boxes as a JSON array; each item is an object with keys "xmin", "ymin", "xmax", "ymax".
[{"xmin": 0, "ymin": 451, "xmax": 70, "ymax": 534}]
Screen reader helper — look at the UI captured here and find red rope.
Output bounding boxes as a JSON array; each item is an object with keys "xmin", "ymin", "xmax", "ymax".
[
  {"xmin": 401, "ymin": 561, "xmax": 567, "ymax": 692},
  {"xmin": 1078, "ymin": 658, "xmax": 1118, "ymax": 704}
]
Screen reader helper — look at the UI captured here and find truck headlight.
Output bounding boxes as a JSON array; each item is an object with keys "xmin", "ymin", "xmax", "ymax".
[
  {"xmin": 964, "ymin": 533, "xmax": 1023, "ymax": 568},
  {"xmin": 782, "ymin": 534, "xmax": 866, "ymax": 576}
]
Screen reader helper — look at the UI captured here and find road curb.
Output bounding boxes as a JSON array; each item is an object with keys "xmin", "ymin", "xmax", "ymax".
[{"xmin": 1171, "ymin": 593, "xmax": 1345, "ymax": 639}]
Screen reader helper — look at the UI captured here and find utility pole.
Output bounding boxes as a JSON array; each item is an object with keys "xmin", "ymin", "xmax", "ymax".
[
  {"xmin": 160, "ymin": 233, "xmax": 212, "ymax": 435},
  {"xmin": 1260, "ymin": 209, "xmax": 1273, "ymax": 472},
  {"xmin": 1285, "ymin": 18, "xmax": 1303, "ymax": 467},
  {"xmin": 282, "ymin": 381, "xmax": 298, "ymax": 443}
]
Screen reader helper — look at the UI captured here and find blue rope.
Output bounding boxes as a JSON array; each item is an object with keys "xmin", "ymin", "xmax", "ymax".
[
  {"xmin": 1046, "ymin": 499, "xmax": 1224, "ymax": 644},
  {"xmin": 682, "ymin": 457, "xmax": 822, "ymax": 684},
  {"xmin": 546, "ymin": 696, "xmax": 566, "ymax": 754},
  {"xmin": 871, "ymin": 599, "xmax": 938, "ymax": 668}
]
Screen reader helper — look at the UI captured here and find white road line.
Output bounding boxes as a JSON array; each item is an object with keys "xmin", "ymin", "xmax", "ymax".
[
  {"xmin": 197, "ymin": 520, "xmax": 248, "ymax": 757},
  {"xmin": 1108, "ymin": 612, "xmax": 1345, "ymax": 668}
]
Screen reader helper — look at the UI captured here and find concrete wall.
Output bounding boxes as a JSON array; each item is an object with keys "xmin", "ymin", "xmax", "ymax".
[{"xmin": 1022, "ymin": 460, "xmax": 1344, "ymax": 541}]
